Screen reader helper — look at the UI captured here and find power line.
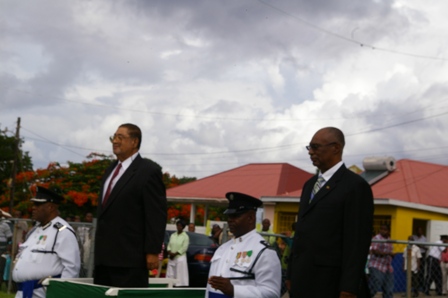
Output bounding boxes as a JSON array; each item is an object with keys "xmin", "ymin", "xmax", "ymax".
[
  {"xmin": 20, "ymin": 107, "xmax": 448, "ymax": 160},
  {"xmin": 5, "ymin": 87, "xmax": 448, "ymax": 122},
  {"xmin": 21, "ymin": 127, "xmax": 87, "ymax": 159},
  {"xmin": 256, "ymin": 0, "xmax": 448, "ymax": 61}
]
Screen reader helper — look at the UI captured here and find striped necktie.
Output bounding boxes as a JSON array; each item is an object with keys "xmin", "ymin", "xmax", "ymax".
[
  {"xmin": 310, "ymin": 176, "xmax": 325, "ymax": 202},
  {"xmin": 103, "ymin": 163, "xmax": 122, "ymax": 206}
]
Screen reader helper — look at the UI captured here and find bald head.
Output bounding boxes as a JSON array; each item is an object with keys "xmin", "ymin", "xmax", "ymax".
[{"xmin": 308, "ymin": 127, "xmax": 345, "ymax": 173}]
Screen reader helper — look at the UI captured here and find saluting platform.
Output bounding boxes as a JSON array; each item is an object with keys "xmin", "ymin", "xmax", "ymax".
[{"xmin": 43, "ymin": 278, "xmax": 206, "ymax": 298}]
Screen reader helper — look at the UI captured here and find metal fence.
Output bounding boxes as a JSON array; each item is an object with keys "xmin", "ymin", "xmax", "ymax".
[
  {"xmin": 258, "ymin": 233, "xmax": 448, "ymax": 298},
  {"xmin": 368, "ymin": 239, "xmax": 448, "ymax": 298},
  {"xmin": 4, "ymin": 219, "xmax": 448, "ymax": 298},
  {"xmin": 3, "ymin": 218, "xmax": 96, "ymax": 294}
]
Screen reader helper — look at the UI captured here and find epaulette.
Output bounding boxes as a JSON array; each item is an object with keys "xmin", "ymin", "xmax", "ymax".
[
  {"xmin": 53, "ymin": 222, "xmax": 76, "ymax": 237},
  {"xmin": 260, "ymin": 240, "xmax": 270, "ymax": 248},
  {"xmin": 53, "ymin": 222, "xmax": 67, "ymax": 231}
]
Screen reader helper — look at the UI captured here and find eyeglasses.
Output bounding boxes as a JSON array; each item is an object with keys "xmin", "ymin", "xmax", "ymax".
[
  {"xmin": 109, "ymin": 134, "xmax": 132, "ymax": 143},
  {"xmin": 306, "ymin": 142, "xmax": 336, "ymax": 151}
]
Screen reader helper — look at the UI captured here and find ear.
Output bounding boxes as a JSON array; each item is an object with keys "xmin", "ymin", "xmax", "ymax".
[
  {"xmin": 332, "ymin": 142, "xmax": 342, "ymax": 155},
  {"xmin": 132, "ymin": 138, "xmax": 139, "ymax": 149},
  {"xmin": 247, "ymin": 211, "xmax": 256, "ymax": 224}
]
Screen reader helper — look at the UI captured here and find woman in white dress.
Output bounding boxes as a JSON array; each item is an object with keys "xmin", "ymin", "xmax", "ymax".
[{"xmin": 166, "ymin": 219, "xmax": 190, "ymax": 286}]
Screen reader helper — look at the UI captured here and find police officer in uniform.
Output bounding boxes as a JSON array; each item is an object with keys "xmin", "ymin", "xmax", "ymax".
[
  {"xmin": 12, "ymin": 186, "xmax": 80, "ymax": 298},
  {"xmin": 206, "ymin": 192, "xmax": 281, "ymax": 298}
]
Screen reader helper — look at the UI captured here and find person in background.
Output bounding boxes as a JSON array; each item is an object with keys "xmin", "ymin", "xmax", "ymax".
[
  {"xmin": 94, "ymin": 123, "xmax": 167, "ymax": 288},
  {"xmin": 12, "ymin": 186, "xmax": 80, "ymax": 298},
  {"xmin": 12, "ymin": 210, "xmax": 28, "ymax": 246},
  {"xmin": 188, "ymin": 223, "xmax": 196, "ymax": 233},
  {"xmin": 0, "ymin": 210, "xmax": 12, "ymax": 286},
  {"xmin": 0, "ymin": 211, "xmax": 12, "ymax": 253},
  {"xmin": 166, "ymin": 219, "xmax": 189, "ymax": 287},
  {"xmin": 260, "ymin": 218, "xmax": 276, "ymax": 246},
  {"xmin": 368, "ymin": 225, "xmax": 394, "ymax": 298},
  {"xmin": 206, "ymin": 192, "xmax": 281, "ymax": 298},
  {"xmin": 287, "ymin": 127, "xmax": 373, "ymax": 298},
  {"xmin": 424, "ymin": 234, "xmax": 447, "ymax": 296},
  {"xmin": 403, "ymin": 235, "xmax": 422, "ymax": 297},
  {"xmin": 441, "ymin": 239, "xmax": 448, "ymax": 296},
  {"xmin": 413, "ymin": 227, "xmax": 427, "ymax": 292},
  {"xmin": 211, "ymin": 224, "xmax": 223, "ymax": 245}
]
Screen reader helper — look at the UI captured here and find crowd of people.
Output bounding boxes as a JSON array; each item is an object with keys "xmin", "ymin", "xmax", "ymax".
[
  {"xmin": 367, "ymin": 224, "xmax": 448, "ymax": 298},
  {"xmin": 9, "ymin": 124, "xmax": 448, "ymax": 298}
]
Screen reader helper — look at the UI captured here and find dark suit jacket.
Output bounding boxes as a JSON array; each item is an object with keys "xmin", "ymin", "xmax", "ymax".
[
  {"xmin": 287, "ymin": 164, "xmax": 373, "ymax": 298},
  {"xmin": 94, "ymin": 154, "xmax": 167, "ymax": 268}
]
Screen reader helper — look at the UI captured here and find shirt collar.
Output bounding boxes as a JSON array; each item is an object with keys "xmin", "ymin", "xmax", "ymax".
[
  {"xmin": 232, "ymin": 229, "xmax": 257, "ymax": 243},
  {"xmin": 320, "ymin": 161, "xmax": 344, "ymax": 182},
  {"xmin": 120, "ymin": 152, "xmax": 139, "ymax": 171},
  {"xmin": 40, "ymin": 221, "xmax": 53, "ymax": 230}
]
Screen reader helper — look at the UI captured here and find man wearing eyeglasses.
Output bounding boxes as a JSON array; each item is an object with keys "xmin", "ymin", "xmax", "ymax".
[
  {"xmin": 286, "ymin": 127, "xmax": 373, "ymax": 298},
  {"xmin": 94, "ymin": 123, "xmax": 167, "ymax": 287}
]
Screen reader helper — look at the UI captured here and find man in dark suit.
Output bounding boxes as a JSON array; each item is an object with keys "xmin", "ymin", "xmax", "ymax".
[
  {"xmin": 94, "ymin": 123, "xmax": 167, "ymax": 287},
  {"xmin": 286, "ymin": 127, "xmax": 374, "ymax": 298}
]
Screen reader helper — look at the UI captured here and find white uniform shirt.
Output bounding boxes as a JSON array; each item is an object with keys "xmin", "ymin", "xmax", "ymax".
[
  {"xmin": 206, "ymin": 229, "xmax": 281, "ymax": 298},
  {"xmin": 12, "ymin": 216, "xmax": 80, "ymax": 283},
  {"xmin": 403, "ymin": 245, "xmax": 422, "ymax": 273},
  {"xmin": 427, "ymin": 240, "xmax": 444, "ymax": 259}
]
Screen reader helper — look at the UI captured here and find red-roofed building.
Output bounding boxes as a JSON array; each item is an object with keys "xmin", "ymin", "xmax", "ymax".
[
  {"xmin": 167, "ymin": 159, "xmax": 448, "ymax": 241},
  {"xmin": 262, "ymin": 159, "xmax": 448, "ymax": 242},
  {"xmin": 167, "ymin": 163, "xmax": 313, "ymax": 227}
]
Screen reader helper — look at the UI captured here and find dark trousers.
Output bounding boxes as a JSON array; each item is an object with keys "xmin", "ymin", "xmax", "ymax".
[
  {"xmin": 94, "ymin": 265, "xmax": 148, "ymax": 288},
  {"xmin": 425, "ymin": 256, "xmax": 442, "ymax": 294},
  {"xmin": 411, "ymin": 272, "xmax": 419, "ymax": 294},
  {"xmin": 417, "ymin": 256, "xmax": 426, "ymax": 290}
]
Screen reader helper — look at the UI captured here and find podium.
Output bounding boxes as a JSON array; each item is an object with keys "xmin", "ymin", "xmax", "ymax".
[{"xmin": 43, "ymin": 278, "xmax": 206, "ymax": 298}]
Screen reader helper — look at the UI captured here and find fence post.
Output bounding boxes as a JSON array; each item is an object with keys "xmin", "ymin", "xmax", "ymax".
[
  {"xmin": 87, "ymin": 218, "xmax": 96, "ymax": 278},
  {"xmin": 406, "ymin": 243, "xmax": 412, "ymax": 298}
]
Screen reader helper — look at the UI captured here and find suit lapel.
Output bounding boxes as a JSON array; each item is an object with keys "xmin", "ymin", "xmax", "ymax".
[
  {"xmin": 299, "ymin": 176, "xmax": 317, "ymax": 213},
  {"xmin": 100, "ymin": 155, "xmax": 142, "ymax": 213},
  {"xmin": 301, "ymin": 165, "xmax": 347, "ymax": 216}
]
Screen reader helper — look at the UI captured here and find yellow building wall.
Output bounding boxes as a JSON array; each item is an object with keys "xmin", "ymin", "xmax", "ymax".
[{"xmin": 273, "ymin": 202, "xmax": 448, "ymax": 242}]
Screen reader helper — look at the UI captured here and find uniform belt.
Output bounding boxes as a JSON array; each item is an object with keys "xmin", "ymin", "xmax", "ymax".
[
  {"xmin": 17, "ymin": 274, "xmax": 61, "ymax": 298},
  {"xmin": 209, "ymin": 291, "xmax": 232, "ymax": 298}
]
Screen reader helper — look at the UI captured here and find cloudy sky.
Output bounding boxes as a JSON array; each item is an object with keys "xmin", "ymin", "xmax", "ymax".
[{"xmin": 1, "ymin": 0, "xmax": 447, "ymax": 179}]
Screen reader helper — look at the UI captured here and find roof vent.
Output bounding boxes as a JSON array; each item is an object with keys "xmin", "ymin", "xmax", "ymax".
[{"xmin": 363, "ymin": 156, "xmax": 396, "ymax": 172}]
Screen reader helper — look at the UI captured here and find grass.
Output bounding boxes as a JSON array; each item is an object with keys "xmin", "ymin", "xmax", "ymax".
[
  {"xmin": 0, "ymin": 283, "xmax": 16, "ymax": 298},
  {"xmin": 0, "ymin": 289, "xmax": 15, "ymax": 298},
  {"xmin": 0, "ymin": 292, "xmax": 14, "ymax": 298}
]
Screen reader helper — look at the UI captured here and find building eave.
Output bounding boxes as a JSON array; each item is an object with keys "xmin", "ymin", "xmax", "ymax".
[{"xmin": 260, "ymin": 196, "xmax": 448, "ymax": 215}]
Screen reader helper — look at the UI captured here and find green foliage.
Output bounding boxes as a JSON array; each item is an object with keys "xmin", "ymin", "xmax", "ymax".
[
  {"xmin": 0, "ymin": 131, "xmax": 33, "ymax": 196},
  {"xmin": 0, "ymin": 149, "xmax": 201, "ymax": 221}
]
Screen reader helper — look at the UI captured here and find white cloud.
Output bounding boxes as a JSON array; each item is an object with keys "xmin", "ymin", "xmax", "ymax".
[{"xmin": 1, "ymin": 0, "xmax": 448, "ymax": 179}]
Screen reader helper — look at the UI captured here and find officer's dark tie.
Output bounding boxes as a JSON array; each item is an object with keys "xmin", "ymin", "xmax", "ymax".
[
  {"xmin": 310, "ymin": 176, "xmax": 325, "ymax": 202},
  {"xmin": 103, "ymin": 163, "xmax": 122, "ymax": 206}
]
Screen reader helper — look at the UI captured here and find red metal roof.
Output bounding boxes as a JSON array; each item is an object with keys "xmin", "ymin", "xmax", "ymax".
[
  {"xmin": 371, "ymin": 159, "xmax": 448, "ymax": 208},
  {"xmin": 167, "ymin": 163, "xmax": 313, "ymax": 199}
]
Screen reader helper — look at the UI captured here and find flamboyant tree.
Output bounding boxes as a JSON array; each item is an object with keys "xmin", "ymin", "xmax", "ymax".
[{"xmin": 0, "ymin": 151, "xmax": 203, "ymax": 221}]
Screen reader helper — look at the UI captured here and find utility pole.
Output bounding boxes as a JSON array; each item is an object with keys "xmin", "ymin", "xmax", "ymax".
[{"xmin": 9, "ymin": 117, "xmax": 20, "ymax": 213}]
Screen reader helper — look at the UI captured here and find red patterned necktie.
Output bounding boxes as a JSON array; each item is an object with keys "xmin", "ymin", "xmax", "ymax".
[{"xmin": 102, "ymin": 163, "xmax": 122, "ymax": 206}]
